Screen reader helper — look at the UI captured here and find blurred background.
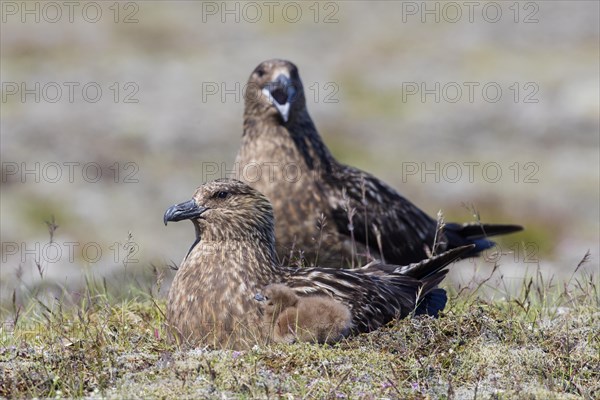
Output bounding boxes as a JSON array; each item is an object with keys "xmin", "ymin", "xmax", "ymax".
[{"xmin": 1, "ymin": 1, "xmax": 598, "ymax": 305}]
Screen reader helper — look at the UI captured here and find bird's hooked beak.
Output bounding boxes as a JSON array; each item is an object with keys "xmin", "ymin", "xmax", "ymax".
[
  {"xmin": 262, "ymin": 74, "xmax": 297, "ymax": 123},
  {"xmin": 164, "ymin": 199, "xmax": 207, "ymax": 225}
]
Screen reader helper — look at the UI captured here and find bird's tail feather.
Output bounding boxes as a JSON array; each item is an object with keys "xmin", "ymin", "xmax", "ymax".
[
  {"xmin": 445, "ymin": 222, "xmax": 523, "ymax": 240},
  {"xmin": 464, "ymin": 238, "xmax": 496, "ymax": 256},
  {"xmin": 415, "ymin": 288, "xmax": 447, "ymax": 317},
  {"xmin": 392, "ymin": 244, "xmax": 475, "ymax": 279},
  {"xmin": 444, "ymin": 223, "xmax": 522, "ymax": 257},
  {"xmin": 413, "ymin": 266, "xmax": 450, "ymax": 317}
]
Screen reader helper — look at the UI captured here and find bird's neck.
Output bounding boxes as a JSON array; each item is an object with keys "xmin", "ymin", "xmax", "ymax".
[
  {"xmin": 183, "ymin": 227, "xmax": 280, "ymax": 289},
  {"xmin": 241, "ymin": 112, "xmax": 334, "ymax": 173}
]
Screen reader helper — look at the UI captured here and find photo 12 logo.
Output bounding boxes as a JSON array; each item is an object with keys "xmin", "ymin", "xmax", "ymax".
[
  {"xmin": 401, "ymin": 82, "xmax": 539, "ymax": 104},
  {"xmin": 199, "ymin": 161, "xmax": 312, "ymax": 184},
  {"xmin": 479, "ymin": 242, "xmax": 539, "ymax": 264},
  {"xmin": 201, "ymin": 81, "xmax": 339, "ymax": 104},
  {"xmin": 1, "ymin": 82, "xmax": 139, "ymax": 104},
  {"xmin": 401, "ymin": 161, "xmax": 540, "ymax": 184},
  {"xmin": 1, "ymin": 1, "xmax": 140, "ymax": 23},
  {"xmin": 1, "ymin": 240, "xmax": 140, "ymax": 266},
  {"xmin": 2, "ymin": 162, "xmax": 140, "ymax": 184},
  {"xmin": 200, "ymin": 1, "xmax": 340, "ymax": 24},
  {"xmin": 400, "ymin": 1, "xmax": 540, "ymax": 24}
]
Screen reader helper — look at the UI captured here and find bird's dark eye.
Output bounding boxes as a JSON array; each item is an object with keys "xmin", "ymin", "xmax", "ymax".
[
  {"xmin": 216, "ymin": 191, "xmax": 228, "ymax": 199},
  {"xmin": 256, "ymin": 68, "xmax": 265, "ymax": 77}
]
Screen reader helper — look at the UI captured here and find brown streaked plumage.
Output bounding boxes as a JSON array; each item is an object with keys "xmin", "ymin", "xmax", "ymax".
[
  {"xmin": 235, "ymin": 59, "xmax": 523, "ymax": 267},
  {"xmin": 164, "ymin": 179, "xmax": 473, "ymax": 348},
  {"xmin": 256, "ymin": 283, "xmax": 352, "ymax": 344}
]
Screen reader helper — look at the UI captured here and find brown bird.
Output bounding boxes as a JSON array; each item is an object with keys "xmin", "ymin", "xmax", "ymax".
[
  {"xmin": 164, "ymin": 179, "xmax": 473, "ymax": 348},
  {"xmin": 235, "ymin": 59, "xmax": 523, "ymax": 267},
  {"xmin": 255, "ymin": 283, "xmax": 353, "ymax": 344}
]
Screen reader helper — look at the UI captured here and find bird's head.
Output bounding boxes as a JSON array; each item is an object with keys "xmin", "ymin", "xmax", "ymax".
[
  {"xmin": 244, "ymin": 59, "xmax": 306, "ymax": 124},
  {"xmin": 255, "ymin": 284, "xmax": 299, "ymax": 314},
  {"xmin": 164, "ymin": 179, "xmax": 275, "ymax": 242}
]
